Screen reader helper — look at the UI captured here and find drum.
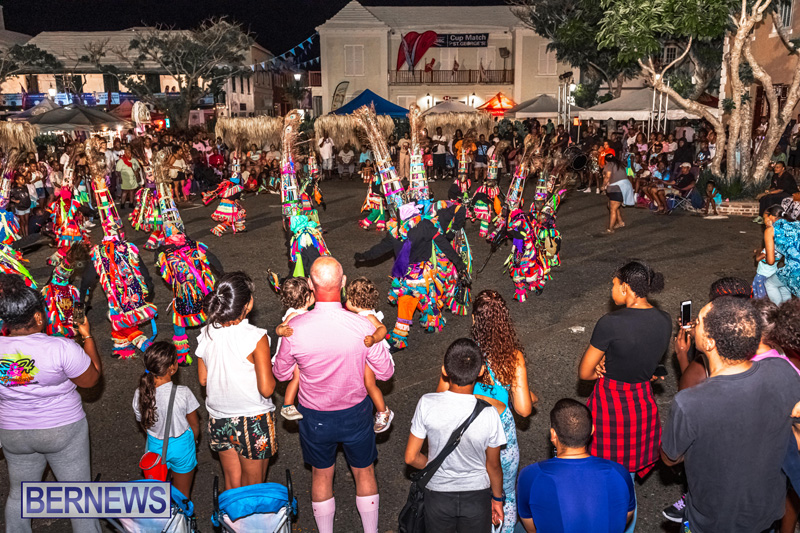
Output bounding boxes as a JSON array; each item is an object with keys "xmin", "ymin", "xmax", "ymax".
[{"xmin": 564, "ymin": 146, "xmax": 588, "ymax": 171}]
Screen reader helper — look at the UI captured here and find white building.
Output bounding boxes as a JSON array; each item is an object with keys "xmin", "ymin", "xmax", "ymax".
[
  {"xmin": 0, "ymin": 26, "xmax": 274, "ymax": 117},
  {"xmin": 315, "ymin": 0, "xmax": 577, "ymax": 114}
]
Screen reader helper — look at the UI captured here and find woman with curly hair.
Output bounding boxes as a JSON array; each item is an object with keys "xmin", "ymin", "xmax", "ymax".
[{"xmin": 437, "ymin": 289, "xmax": 536, "ymax": 533}]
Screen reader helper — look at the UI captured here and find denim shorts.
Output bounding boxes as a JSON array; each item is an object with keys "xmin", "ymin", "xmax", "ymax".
[
  {"xmin": 297, "ymin": 396, "xmax": 376, "ymax": 469},
  {"xmin": 146, "ymin": 429, "xmax": 197, "ymax": 474}
]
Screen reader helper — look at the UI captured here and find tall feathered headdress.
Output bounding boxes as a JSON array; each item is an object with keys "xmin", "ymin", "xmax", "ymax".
[
  {"xmin": 353, "ymin": 104, "xmax": 405, "ymax": 216},
  {"xmin": 84, "ymin": 138, "xmax": 124, "ymax": 239},
  {"xmin": 280, "ymin": 109, "xmax": 303, "ymax": 220},
  {"xmin": 407, "ymin": 104, "xmax": 429, "ymax": 201},
  {"xmin": 152, "ymin": 148, "xmax": 184, "ymax": 234}
]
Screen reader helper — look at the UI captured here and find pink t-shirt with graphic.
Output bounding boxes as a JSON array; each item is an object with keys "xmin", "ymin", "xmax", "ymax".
[{"xmin": 0, "ymin": 333, "xmax": 91, "ymax": 430}]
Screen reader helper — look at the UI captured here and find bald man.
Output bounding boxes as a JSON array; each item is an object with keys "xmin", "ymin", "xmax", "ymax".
[{"xmin": 273, "ymin": 257, "xmax": 393, "ymax": 533}]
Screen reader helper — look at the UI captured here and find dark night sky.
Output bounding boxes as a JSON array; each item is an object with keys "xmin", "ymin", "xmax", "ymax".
[{"xmin": 2, "ymin": 0, "xmax": 507, "ymax": 56}]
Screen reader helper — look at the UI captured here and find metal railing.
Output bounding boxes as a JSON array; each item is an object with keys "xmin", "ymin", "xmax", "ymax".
[{"xmin": 388, "ymin": 69, "xmax": 514, "ymax": 85}]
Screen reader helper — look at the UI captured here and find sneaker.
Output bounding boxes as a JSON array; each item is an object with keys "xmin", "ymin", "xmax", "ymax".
[
  {"xmin": 662, "ymin": 494, "xmax": 687, "ymax": 523},
  {"xmin": 596, "ymin": 189, "xmax": 601, "ymax": 194},
  {"xmin": 280, "ymin": 405, "xmax": 303, "ymax": 421},
  {"xmin": 582, "ymin": 187, "xmax": 592, "ymax": 193},
  {"xmin": 374, "ymin": 408, "xmax": 394, "ymax": 433},
  {"xmin": 84, "ymin": 220, "xmax": 97, "ymax": 228}
]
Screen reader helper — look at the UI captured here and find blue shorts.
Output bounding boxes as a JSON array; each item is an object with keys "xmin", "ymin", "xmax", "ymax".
[
  {"xmin": 146, "ymin": 429, "xmax": 197, "ymax": 474},
  {"xmin": 297, "ymin": 396, "xmax": 376, "ymax": 469}
]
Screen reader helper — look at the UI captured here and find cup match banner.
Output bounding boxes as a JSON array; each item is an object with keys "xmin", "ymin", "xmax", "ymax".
[{"xmin": 435, "ymin": 33, "xmax": 489, "ymax": 48}]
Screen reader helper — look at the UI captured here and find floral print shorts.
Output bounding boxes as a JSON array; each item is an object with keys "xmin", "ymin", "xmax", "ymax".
[{"xmin": 208, "ymin": 412, "xmax": 277, "ymax": 460}]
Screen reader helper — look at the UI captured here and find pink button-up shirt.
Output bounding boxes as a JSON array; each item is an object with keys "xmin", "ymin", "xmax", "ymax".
[{"xmin": 273, "ymin": 301, "xmax": 394, "ymax": 411}]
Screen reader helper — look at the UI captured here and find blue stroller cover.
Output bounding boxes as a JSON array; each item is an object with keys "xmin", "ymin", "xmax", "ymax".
[{"xmin": 212, "ymin": 483, "xmax": 297, "ymax": 526}]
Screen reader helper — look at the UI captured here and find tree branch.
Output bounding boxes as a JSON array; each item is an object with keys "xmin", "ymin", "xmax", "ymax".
[{"xmin": 771, "ymin": 11, "xmax": 798, "ymax": 54}]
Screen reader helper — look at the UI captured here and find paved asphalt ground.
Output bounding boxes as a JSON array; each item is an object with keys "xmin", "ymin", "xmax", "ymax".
[{"xmin": 0, "ymin": 177, "xmax": 759, "ymax": 532}]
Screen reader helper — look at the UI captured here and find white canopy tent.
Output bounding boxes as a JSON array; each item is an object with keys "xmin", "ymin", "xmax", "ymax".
[
  {"xmin": 420, "ymin": 100, "xmax": 477, "ymax": 115},
  {"xmin": 578, "ymin": 88, "xmax": 719, "ymax": 121},
  {"xmin": 506, "ymin": 94, "xmax": 584, "ymax": 119}
]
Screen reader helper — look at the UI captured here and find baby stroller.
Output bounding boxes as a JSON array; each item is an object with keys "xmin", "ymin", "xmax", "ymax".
[
  {"xmin": 212, "ymin": 470, "xmax": 297, "ymax": 532},
  {"xmin": 105, "ymin": 480, "xmax": 197, "ymax": 533}
]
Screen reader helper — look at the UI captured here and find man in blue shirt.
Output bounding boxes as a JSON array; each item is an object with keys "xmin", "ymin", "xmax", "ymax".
[{"xmin": 517, "ymin": 399, "xmax": 635, "ymax": 533}]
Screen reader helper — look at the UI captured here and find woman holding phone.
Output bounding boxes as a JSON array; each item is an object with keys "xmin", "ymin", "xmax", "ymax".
[{"xmin": 578, "ymin": 261, "xmax": 672, "ymax": 532}]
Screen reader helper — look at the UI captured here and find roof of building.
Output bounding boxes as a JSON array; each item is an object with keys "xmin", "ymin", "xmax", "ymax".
[
  {"xmin": 0, "ymin": 28, "xmax": 31, "ymax": 48},
  {"xmin": 319, "ymin": 1, "xmax": 524, "ymax": 32},
  {"xmin": 28, "ymin": 29, "xmax": 161, "ymax": 66},
  {"xmin": 26, "ymin": 28, "xmax": 270, "ymax": 71}
]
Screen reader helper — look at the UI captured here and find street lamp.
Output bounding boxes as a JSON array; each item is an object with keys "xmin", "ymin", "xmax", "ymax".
[
  {"xmin": 48, "ymin": 86, "xmax": 56, "ymax": 98},
  {"xmin": 294, "ymin": 73, "xmax": 302, "ymax": 82},
  {"xmin": 426, "ymin": 93, "xmax": 431, "ymax": 109},
  {"xmin": 470, "ymin": 92, "xmax": 476, "ymax": 107}
]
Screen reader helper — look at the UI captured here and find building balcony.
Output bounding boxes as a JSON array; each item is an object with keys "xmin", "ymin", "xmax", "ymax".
[{"xmin": 388, "ymin": 69, "xmax": 514, "ymax": 85}]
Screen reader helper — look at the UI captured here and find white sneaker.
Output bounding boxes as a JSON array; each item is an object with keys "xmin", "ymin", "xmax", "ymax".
[
  {"xmin": 596, "ymin": 189, "xmax": 601, "ymax": 194},
  {"xmin": 280, "ymin": 405, "xmax": 303, "ymax": 421},
  {"xmin": 84, "ymin": 220, "xmax": 97, "ymax": 228},
  {"xmin": 374, "ymin": 408, "xmax": 394, "ymax": 433},
  {"xmin": 582, "ymin": 187, "xmax": 592, "ymax": 193}
]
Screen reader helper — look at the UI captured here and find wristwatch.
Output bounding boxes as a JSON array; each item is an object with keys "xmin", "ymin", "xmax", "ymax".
[{"xmin": 491, "ymin": 492, "xmax": 506, "ymax": 504}]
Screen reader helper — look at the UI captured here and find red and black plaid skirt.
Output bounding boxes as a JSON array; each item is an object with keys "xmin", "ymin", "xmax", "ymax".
[{"xmin": 587, "ymin": 376, "xmax": 661, "ymax": 477}]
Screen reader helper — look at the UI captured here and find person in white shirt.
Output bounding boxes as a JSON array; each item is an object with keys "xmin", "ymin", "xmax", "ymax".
[
  {"xmin": 318, "ymin": 132, "xmax": 335, "ymax": 181},
  {"xmin": 337, "ymin": 143, "xmax": 356, "ymax": 179},
  {"xmin": 405, "ymin": 338, "xmax": 506, "ymax": 532},
  {"xmin": 196, "ymin": 272, "xmax": 277, "ymax": 491},
  {"xmin": 432, "ymin": 127, "xmax": 449, "ymax": 180}
]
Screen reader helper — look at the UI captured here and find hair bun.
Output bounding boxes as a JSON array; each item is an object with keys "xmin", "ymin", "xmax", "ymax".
[{"xmin": 649, "ymin": 271, "xmax": 665, "ymax": 293}]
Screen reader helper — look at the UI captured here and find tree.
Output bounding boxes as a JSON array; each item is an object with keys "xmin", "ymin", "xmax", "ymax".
[
  {"xmin": 85, "ymin": 19, "xmax": 253, "ymax": 130},
  {"xmin": 509, "ymin": 0, "xmax": 640, "ymax": 97},
  {"xmin": 0, "ymin": 44, "xmax": 61, "ymax": 88},
  {"xmin": 598, "ymin": 0, "xmax": 796, "ymax": 183}
]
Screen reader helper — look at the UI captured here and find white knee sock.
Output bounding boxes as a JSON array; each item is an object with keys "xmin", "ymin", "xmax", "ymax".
[
  {"xmin": 312, "ymin": 497, "xmax": 335, "ymax": 533},
  {"xmin": 356, "ymin": 494, "xmax": 379, "ymax": 533}
]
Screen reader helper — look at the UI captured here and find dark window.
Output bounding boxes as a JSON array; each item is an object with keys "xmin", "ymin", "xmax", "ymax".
[
  {"xmin": 103, "ymin": 74, "xmax": 119, "ymax": 93},
  {"xmin": 144, "ymin": 73, "xmax": 161, "ymax": 93},
  {"xmin": 247, "ymin": 77, "xmax": 251, "ymax": 94},
  {"xmin": 55, "ymin": 75, "xmax": 67, "ymax": 93},
  {"xmin": 232, "ymin": 77, "xmax": 237, "ymax": 93},
  {"xmin": 26, "ymin": 75, "xmax": 39, "ymax": 94},
  {"xmin": 239, "ymin": 103, "xmax": 247, "ymax": 111},
  {"xmin": 239, "ymin": 76, "xmax": 244, "ymax": 93}
]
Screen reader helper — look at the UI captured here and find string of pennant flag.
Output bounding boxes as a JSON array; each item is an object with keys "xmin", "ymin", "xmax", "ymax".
[{"xmin": 248, "ymin": 32, "xmax": 319, "ymax": 72}]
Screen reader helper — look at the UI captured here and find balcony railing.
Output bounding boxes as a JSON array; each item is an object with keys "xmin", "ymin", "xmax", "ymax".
[
  {"xmin": 389, "ymin": 69, "xmax": 514, "ymax": 85},
  {"xmin": 309, "ymin": 71, "xmax": 321, "ymax": 87}
]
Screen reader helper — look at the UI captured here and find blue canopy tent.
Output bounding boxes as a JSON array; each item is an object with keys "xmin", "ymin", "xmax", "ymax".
[{"xmin": 331, "ymin": 89, "xmax": 408, "ymax": 117}]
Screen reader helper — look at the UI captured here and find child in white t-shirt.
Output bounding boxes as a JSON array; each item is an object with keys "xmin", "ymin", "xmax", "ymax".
[
  {"xmin": 275, "ymin": 277, "xmax": 315, "ymax": 420},
  {"xmin": 133, "ymin": 342, "xmax": 200, "ymax": 498},
  {"xmin": 345, "ymin": 276, "xmax": 394, "ymax": 433}
]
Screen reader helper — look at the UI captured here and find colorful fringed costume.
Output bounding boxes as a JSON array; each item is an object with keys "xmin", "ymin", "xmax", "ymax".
[
  {"xmin": 504, "ymin": 209, "xmax": 549, "ymax": 302},
  {"xmin": 360, "ymin": 174, "xmax": 388, "ymax": 230},
  {"xmin": 157, "ymin": 233, "xmax": 216, "ymax": 364},
  {"xmin": 83, "ymin": 138, "xmax": 157, "ymax": 359},
  {"xmin": 289, "ymin": 215, "xmax": 330, "ymax": 277},
  {"xmin": 47, "ymin": 157, "xmax": 87, "ymax": 266},
  {"xmin": 356, "ymin": 203, "xmax": 467, "ymax": 351},
  {"xmin": 0, "ymin": 158, "xmax": 21, "ymax": 246},
  {"xmin": 42, "ymin": 252, "xmax": 83, "ymax": 338},
  {"xmin": 203, "ymin": 155, "xmax": 246, "ymax": 236},
  {"xmin": 437, "ymin": 202, "xmax": 472, "ymax": 316},
  {"xmin": 0, "ymin": 244, "xmax": 35, "ymax": 288}
]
